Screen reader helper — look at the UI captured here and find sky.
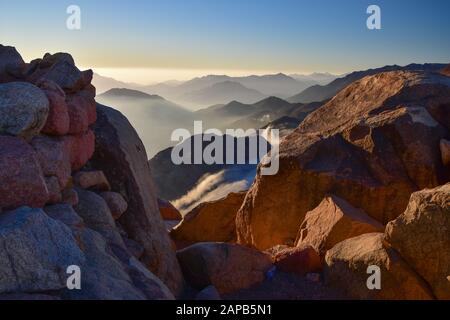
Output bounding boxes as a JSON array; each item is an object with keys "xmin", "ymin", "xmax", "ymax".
[{"xmin": 1, "ymin": 0, "xmax": 449, "ymax": 83}]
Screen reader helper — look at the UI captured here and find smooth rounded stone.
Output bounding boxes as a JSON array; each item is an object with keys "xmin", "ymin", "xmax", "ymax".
[
  {"xmin": 66, "ymin": 92, "xmax": 96, "ymax": 134},
  {"xmin": 73, "ymin": 170, "xmax": 111, "ymax": 191},
  {"xmin": 62, "ymin": 129, "xmax": 95, "ymax": 171},
  {"xmin": 37, "ymin": 79, "xmax": 70, "ymax": 136},
  {"xmin": 40, "ymin": 52, "xmax": 75, "ymax": 68},
  {"xmin": 73, "ymin": 188, "xmax": 124, "ymax": 247},
  {"xmin": 0, "ymin": 136, "xmax": 49, "ymax": 210},
  {"xmin": 38, "ymin": 60, "xmax": 91, "ymax": 93},
  {"xmin": 0, "ymin": 82, "xmax": 49, "ymax": 139},
  {"xmin": 44, "ymin": 203, "xmax": 84, "ymax": 229},
  {"xmin": 100, "ymin": 191, "xmax": 128, "ymax": 219},
  {"xmin": 0, "ymin": 45, "xmax": 24, "ymax": 75},
  {"xmin": 177, "ymin": 242, "xmax": 273, "ymax": 295},
  {"xmin": 195, "ymin": 285, "xmax": 221, "ymax": 300},
  {"xmin": 31, "ymin": 135, "xmax": 71, "ymax": 188},
  {"xmin": 385, "ymin": 184, "xmax": 450, "ymax": 299},
  {"xmin": 324, "ymin": 233, "xmax": 434, "ymax": 300},
  {"xmin": 0, "ymin": 207, "xmax": 85, "ymax": 293}
]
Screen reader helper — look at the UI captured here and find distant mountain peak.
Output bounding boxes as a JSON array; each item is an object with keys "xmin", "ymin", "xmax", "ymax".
[{"xmin": 100, "ymin": 88, "xmax": 164, "ymax": 100}]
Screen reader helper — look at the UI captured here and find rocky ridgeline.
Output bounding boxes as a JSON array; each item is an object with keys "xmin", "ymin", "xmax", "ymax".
[
  {"xmin": 167, "ymin": 66, "xmax": 450, "ymax": 300},
  {"xmin": 0, "ymin": 45, "xmax": 182, "ymax": 299}
]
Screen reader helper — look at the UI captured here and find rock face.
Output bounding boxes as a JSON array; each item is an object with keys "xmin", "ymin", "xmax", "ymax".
[
  {"xmin": 0, "ymin": 207, "xmax": 85, "ymax": 293},
  {"xmin": 441, "ymin": 139, "xmax": 450, "ymax": 166},
  {"xmin": 177, "ymin": 242, "xmax": 272, "ymax": 295},
  {"xmin": 272, "ymin": 245, "xmax": 322, "ymax": 275},
  {"xmin": 324, "ymin": 233, "xmax": 433, "ymax": 300},
  {"xmin": 91, "ymin": 104, "xmax": 184, "ymax": 296},
  {"xmin": 37, "ymin": 80, "xmax": 70, "ymax": 136},
  {"xmin": 158, "ymin": 199, "xmax": 182, "ymax": 220},
  {"xmin": 385, "ymin": 184, "xmax": 450, "ymax": 299},
  {"xmin": 296, "ymin": 195, "xmax": 384, "ymax": 257},
  {"xmin": 171, "ymin": 192, "xmax": 245, "ymax": 243},
  {"xmin": 100, "ymin": 192, "xmax": 128, "ymax": 220},
  {"xmin": 0, "ymin": 136, "xmax": 49, "ymax": 209},
  {"xmin": 237, "ymin": 71, "xmax": 450, "ymax": 250},
  {"xmin": 0, "ymin": 82, "xmax": 49, "ymax": 139}
]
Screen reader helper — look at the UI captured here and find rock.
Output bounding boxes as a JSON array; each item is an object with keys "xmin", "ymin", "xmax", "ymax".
[
  {"xmin": 385, "ymin": 184, "xmax": 450, "ymax": 299},
  {"xmin": 0, "ymin": 136, "xmax": 49, "ymax": 210},
  {"xmin": 73, "ymin": 188, "xmax": 124, "ymax": 247},
  {"xmin": 37, "ymin": 80, "xmax": 70, "ymax": 135},
  {"xmin": 61, "ymin": 188, "xmax": 79, "ymax": 206},
  {"xmin": 123, "ymin": 237, "xmax": 145, "ymax": 259},
  {"xmin": 40, "ymin": 52, "xmax": 75, "ymax": 67},
  {"xmin": 31, "ymin": 135, "xmax": 71, "ymax": 188},
  {"xmin": 45, "ymin": 176, "xmax": 62, "ymax": 204},
  {"xmin": 66, "ymin": 92, "xmax": 96, "ymax": 134},
  {"xmin": 296, "ymin": 195, "xmax": 384, "ymax": 257},
  {"xmin": 272, "ymin": 245, "xmax": 322, "ymax": 275},
  {"xmin": 44, "ymin": 204, "xmax": 84, "ymax": 229},
  {"xmin": 441, "ymin": 64, "xmax": 450, "ymax": 77},
  {"xmin": 62, "ymin": 228, "xmax": 148, "ymax": 300},
  {"xmin": 237, "ymin": 71, "xmax": 450, "ymax": 250},
  {"xmin": 91, "ymin": 104, "xmax": 184, "ymax": 296},
  {"xmin": 0, "ymin": 293, "xmax": 60, "ymax": 300},
  {"xmin": 0, "ymin": 45, "xmax": 25, "ymax": 81},
  {"xmin": 38, "ymin": 60, "xmax": 91, "ymax": 93},
  {"xmin": 171, "ymin": 192, "xmax": 245, "ymax": 243},
  {"xmin": 441, "ymin": 139, "xmax": 450, "ymax": 166},
  {"xmin": 176, "ymin": 242, "xmax": 273, "ymax": 295},
  {"xmin": 324, "ymin": 233, "xmax": 434, "ymax": 300},
  {"xmin": 158, "ymin": 198, "xmax": 182, "ymax": 220},
  {"xmin": 0, "ymin": 82, "xmax": 49, "ymax": 139},
  {"xmin": 196, "ymin": 285, "xmax": 221, "ymax": 300},
  {"xmin": 100, "ymin": 192, "xmax": 128, "ymax": 219},
  {"xmin": 73, "ymin": 170, "xmax": 111, "ymax": 191},
  {"xmin": 0, "ymin": 207, "xmax": 85, "ymax": 293},
  {"xmin": 63, "ymin": 130, "xmax": 95, "ymax": 170}
]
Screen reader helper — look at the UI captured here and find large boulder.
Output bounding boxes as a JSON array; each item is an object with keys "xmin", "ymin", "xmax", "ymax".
[
  {"xmin": 177, "ymin": 242, "xmax": 272, "ymax": 295},
  {"xmin": 31, "ymin": 135, "xmax": 71, "ymax": 188},
  {"xmin": 73, "ymin": 170, "xmax": 111, "ymax": 191},
  {"xmin": 100, "ymin": 191, "xmax": 128, "ymax": 220},
  {"xmin": 237, "ymin": 71, "xmax": 450, "ymax": 250},
  {"xmin": 0, "ymin": 82, "xmax": 49, "ymax": 139},
  {"xmin": 272, "ymin": 245, "xmax": 322, "ymax": 275},
  {"xmin": 296, "ymin": 195, "xmax": 384, "ymax": 257},
  {"xmin": 73, "ymin": 188, "xmax": 124, "ymax": 247},
  {"xmin": 0, "ymin": 45, "xmax": 25, "ymax": 82},
  {"xmin": 37, "ymin": 80, "xmax": 70, "ymax": 136},
  {"xmin": 62, "ymin": 129, "xmax": 95, "ymax": 171},
  {"xmin": 171, "ymin": 192, "xmax": 245, "ymax": 243},
  {"xmin": 0, "ymin": 207, "xmax": 85, "ymax": 293},
  {"xmin": 91, "ymin": 104, "xmax": 184, "ymax": 296},
  {"xmin": 385, "ymin": 184, "xmax": 450, "ymax": 299},
  {"xmin": 324, "ymin": 233, "xmax": 433, "ymax": 300},
  {"xmin": 158, "ymin": 198, "xmax": 182, "ymax": 220},
  {"xmin": 0, "ymin": 136, "xmax": 49, "ymax": 209}
]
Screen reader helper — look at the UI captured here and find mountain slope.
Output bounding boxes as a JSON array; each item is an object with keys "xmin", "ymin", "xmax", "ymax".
[{"xmin": 288, "ymin": 63, "xmax": 447, "ymax": 103}]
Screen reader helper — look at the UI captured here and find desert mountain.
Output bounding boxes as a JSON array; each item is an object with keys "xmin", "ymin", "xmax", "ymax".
[
  {"xmin": 92, "ymin": 73, "xmax": 143, "ymax": 95},
  {"xmin": 288, "ymin": 63, "xmax": 447, "ymax": 103},
  {"xmin": 289, "ymin": 72, "xmax": 338, "ymax": 85}
]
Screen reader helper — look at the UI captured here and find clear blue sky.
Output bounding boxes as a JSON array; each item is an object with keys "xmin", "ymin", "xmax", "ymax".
[{"xmin": 1, "ymin": 0, "xmax": 449, "ymax": 81}]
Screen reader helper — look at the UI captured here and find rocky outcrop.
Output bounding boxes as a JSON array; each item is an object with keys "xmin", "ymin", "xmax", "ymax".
[
  {"xmin": 441, "ymin": 64, "xmax": 450, "ymax": 77},
  {"xmin": 0, "ymin": 45, "xmax": 24, "ymax": 82},
  {"xmin": 385, "ymin": 184, "xmax": 450, "ymax": 299},
  {"xmin": 296, "ymin": 195, "xmax": 383, "ymax": 257},
  {"xmin": 177, "ymin": 242, "xmax": 272, "ymax": 295},
  {"xmin": 0, "ymin": 207, "xmax": 85, "ymax": 293},
  {"xmin": 237, "ymin": 71, "xmax": 450, "ymax": 250},
  {"xmin": 170, "ymin": 192, "xmax": 245, "ymax": 244},
  {"xmin": 91, "ymin": 104, "xmax": 184, "ymax": 296},
  {"xmin": 324, "ymin": 233, "xmax": 433, "ymax": 300}
]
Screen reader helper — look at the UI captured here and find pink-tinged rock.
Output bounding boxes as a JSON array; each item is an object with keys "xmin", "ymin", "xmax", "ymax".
[
  {"xmin": 100, "ymin": 191, "xmax": 128, "ymax": 219},
  {"xmin": 45, "ymin": 176, "xmax": 62, "ymax": 204},
  {"xmin": 272, "ymin": 245, "xmax": 322, "ymax": 276},
  {"xmin": 37, "ymin": 80, "xmax": 70, "ymax": 136},
  {"xmin": 67, "ymin": 92, "xmax": 96, "ymax": 126},
  {"xmin": 30, "ymin": 135, "xmax": 71, "ymax": 188},
  {"xmin": 66, "ymin": 96, "xmax": 89, "ymax": 135},
  {"xmin": 63, "ymin": 130, "xmax": 95, "ymax": 171},
  {"xmin": 0, "ymin": 136, "xmax": 49, "ymax": 209},
  {"xmin": 73, "ymin": 170, "xmax": 111, "ymax": 191}
]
